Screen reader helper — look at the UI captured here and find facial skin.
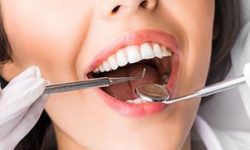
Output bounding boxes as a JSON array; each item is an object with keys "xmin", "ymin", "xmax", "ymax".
[{"xmin": 1, "ymin": 0, "xmax": 214, "ymax": 149}]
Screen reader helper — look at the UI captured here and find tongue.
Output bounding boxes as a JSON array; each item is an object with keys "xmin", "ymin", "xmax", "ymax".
[{"xmin": 102, "ymin": 64, "xmax": 160, "ymax": 100}]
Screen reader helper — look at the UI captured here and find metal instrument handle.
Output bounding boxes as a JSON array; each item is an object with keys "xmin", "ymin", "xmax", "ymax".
[
  {"xmin": 199, "ymin": 76, "xmax": 246, "ymax": 97},
  {"xmin": 44, "ymin": 77, "xmax": 110, "ymax": 94}
]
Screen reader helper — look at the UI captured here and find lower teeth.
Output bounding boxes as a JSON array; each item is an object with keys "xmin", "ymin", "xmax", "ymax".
[{"xmin": 126, "ymin": 98, "xmax": 148, "ymax": 104}]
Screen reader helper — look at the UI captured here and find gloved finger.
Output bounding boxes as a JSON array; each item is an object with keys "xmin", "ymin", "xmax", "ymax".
[
  {"xmin": 0, "ymin": 78, "xmax": 47, "ymax": 125},
  {"xmin": 0, "ymin": 66, "xmax": 41, "ymax": 105},
  {"xmin": 0, "ymin": 65, "xmax": 40, "ymax": 95},
  {"xmin": 1, "ymin": 95, "xmax": 48, "ymax": 150},
  {"xmin": 2, "ymin": 77, "xmax": 47, "ymax": 106},
  {"xmin": 1, "ymin": 78, "xmax": 46, "ymax": 109},
  {"xmin": 244, "ymin": 62, "xmax": 250, "ymax": 87},
  {"xmin": 6, "ymin": 66, "xmax": 42, "ymax": 87},
  {"xmin": 1, "ymin": 65, "xmax": 45, "ymax": 106}
]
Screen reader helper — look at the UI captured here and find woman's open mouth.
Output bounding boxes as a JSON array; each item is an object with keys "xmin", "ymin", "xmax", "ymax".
[{"xmin": 86, "ymin": 30, "xmax": 180, "ymax": 117}]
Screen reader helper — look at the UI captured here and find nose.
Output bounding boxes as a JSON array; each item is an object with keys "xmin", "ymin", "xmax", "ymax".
[{"xmin": 99, "ymin": 0, "xmax": 158, "ymax": 18}]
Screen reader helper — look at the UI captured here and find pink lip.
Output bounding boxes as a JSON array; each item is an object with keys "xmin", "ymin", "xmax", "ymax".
[{"xmin": 86, "ymin": 29, "xmax": 180, "ymax": 118}]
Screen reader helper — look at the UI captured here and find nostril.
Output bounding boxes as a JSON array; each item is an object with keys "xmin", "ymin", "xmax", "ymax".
[
  {"xmin": 140, "ymin": 1, "xmax": 148, "ymax": 9},
  {"xmin": 109, "ymin": 0, "xmax": 156, "ymax": 16},
  {"xmin": 140, "ymin": 0, "xmax": 157, "ymax": 10},
  {"xmin": 111, "ymin": 5, "xmax": 121, "ymax": 15}
]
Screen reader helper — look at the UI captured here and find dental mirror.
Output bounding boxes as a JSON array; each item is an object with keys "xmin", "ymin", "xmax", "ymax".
[
  {"xmin": 136, "ymin": 63, "xmax": 250, "ymax": 104},
  {"xmin": 135, "ymin": 83, "xmax": 170, "ymax": 102},
  {"xmin": 135, "ymin": 74, "xmax": 248, "ymax": 104}
]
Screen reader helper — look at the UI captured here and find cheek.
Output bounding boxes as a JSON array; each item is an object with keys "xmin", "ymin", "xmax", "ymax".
[
  {"xmin": 162, "ymin": 0, "xmax": 215, "ymax": 92},
  {"xmin": 2, "ymin": 0, "xmax": 93, "ymax": 82}
]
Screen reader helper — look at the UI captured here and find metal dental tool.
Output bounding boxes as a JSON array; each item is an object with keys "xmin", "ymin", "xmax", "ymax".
[
  {"xmin": 136, "ymin": 63, "xmax": 250, "ymax": 104},
  {"xmin": 44, "ymin": 68, "xmax": 146, "ymax": 94}
]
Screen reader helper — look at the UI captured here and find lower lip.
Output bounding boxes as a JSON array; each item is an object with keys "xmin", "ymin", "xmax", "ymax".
[{"xmin": 94, "ymin": 87, "xmax": 168, "ymax": 118}]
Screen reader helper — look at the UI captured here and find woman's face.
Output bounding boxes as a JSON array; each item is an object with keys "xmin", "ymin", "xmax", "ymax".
[{"xmin": 1, "ymin": 0, "xmax": 214, "ymax": 149}]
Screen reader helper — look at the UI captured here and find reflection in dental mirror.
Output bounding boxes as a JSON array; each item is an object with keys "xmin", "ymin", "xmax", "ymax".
[{"xmin": 135, "ymin": 83, "xmax": 170, "ymax": 102}]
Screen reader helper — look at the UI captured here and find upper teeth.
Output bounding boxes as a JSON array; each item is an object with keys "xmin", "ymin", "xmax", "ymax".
[{"xmin": 94, "ymin": 42, "xmax": 172, "ymax": 73}]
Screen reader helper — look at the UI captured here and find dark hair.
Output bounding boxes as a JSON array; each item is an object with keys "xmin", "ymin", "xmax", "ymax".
[{"xmin": 0, "ymin": 0, "xmax": 241, "ymax": 149}]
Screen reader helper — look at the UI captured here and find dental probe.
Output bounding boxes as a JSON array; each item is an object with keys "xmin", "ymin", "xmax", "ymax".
[
  {"xmin": 136, "ymin": 62, "xmax": 250, "ymax": 104},
  {"xmin": 44, "ymin": 68, "xmax": 146, "ymax": 94}
]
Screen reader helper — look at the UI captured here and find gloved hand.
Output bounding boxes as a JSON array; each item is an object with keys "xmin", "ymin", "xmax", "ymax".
[
  {"xmin": 244, "ymin": 62, "xmax": 250, "ymax": 88},
  {"xmin": 0, "ymin": 66, "xmax": 49, "ymax": 150}
]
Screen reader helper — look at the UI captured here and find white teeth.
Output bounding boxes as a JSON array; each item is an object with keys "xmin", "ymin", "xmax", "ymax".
[
  {"xmin": 103, "ymin": 61, "xmax": 111, "ymax": 72},
  {"xmin": 161, "ymin": 46, "xmax": 172, "ymax": 57},
  {"xmin": 140, "ymin": 43, "xmax": 155, "ymax": 59},
  {"xmin": 126, "ymin": 46, "xmax": 142, "ymax": 64},
  {"xmin": 99, "ymin": 65, "xmax": 105, "ymax": 72},
  {"xmin": 93, "ymin": 43, "xmax": 172, "ymax": 73},
  {"xmin": 153, "ymin": 43, "xmax": 163, "ymax": 58},
  {"xmin": 116, "ymin": 49, "xmax": 128, "ymax": 67},
  {"xmin": 126, "ymin": 98, "xmax": 148, "ymax": 104},
  {"xmin": 107, "ymin": 55, "xmax": 119, "ymax": 70},
  {"xmin": 133, "ymin": 99, "xmax": 144, "ymax": 104},
  {"xmin": 93, "ymin": 68, "xmax": 99, "ymax": 73},
  {"xmin": 126, "ymin": 100, "xmax": 135, "ymax": 103}
]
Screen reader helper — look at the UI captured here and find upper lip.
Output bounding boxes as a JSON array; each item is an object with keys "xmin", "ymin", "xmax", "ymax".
[{"xmin": 86, "ymin": 29, "xmax": 180, "ymax": 74}]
